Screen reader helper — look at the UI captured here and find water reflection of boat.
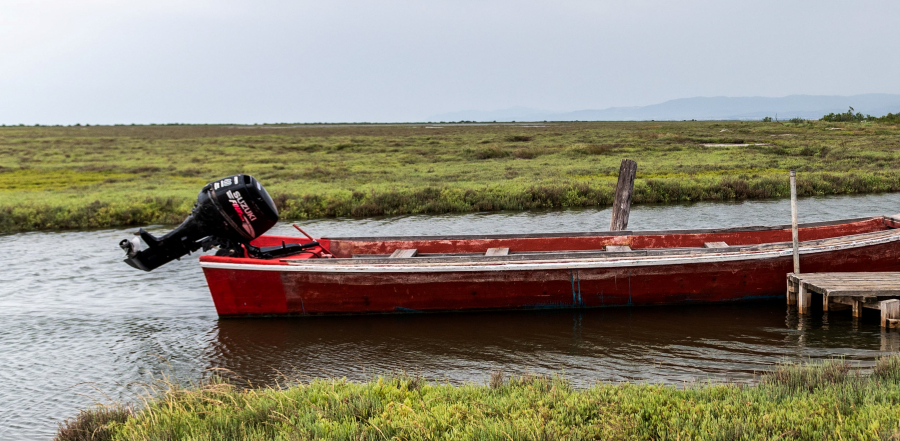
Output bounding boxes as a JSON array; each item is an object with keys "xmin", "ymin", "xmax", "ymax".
[
  {"xmin": 207, "ymin": 305, "xmax": 789, "ymax": 385},
  {"xmin": 200, "ymin": 216, "xmax": 900, "ymax": 317},
  {"xmin": 207, "ymin": 304, "xmax": 900, "ymax": 385}
]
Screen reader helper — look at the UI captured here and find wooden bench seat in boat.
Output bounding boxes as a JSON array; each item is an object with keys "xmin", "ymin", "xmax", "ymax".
[
  {"xmin": 389, "ymin": 249, "xmax": 418, "ymax": 258},
  {"xmin": 485, "ymin": 247, "xmax": 509, "ymax": 256}
]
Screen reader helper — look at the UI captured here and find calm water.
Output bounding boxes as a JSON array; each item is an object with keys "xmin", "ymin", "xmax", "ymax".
[{"xmin": 3, "ymin": 193, "xmax": 900, "ymax": 440}]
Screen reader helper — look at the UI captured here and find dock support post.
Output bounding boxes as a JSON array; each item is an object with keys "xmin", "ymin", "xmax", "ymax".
[
  {"xmin": 881, "ymin": 299, "xmax": 899, "ymax": 328},
  {"xmin": 798, "ymin": 283, "xmax": 810, "ymax": 314},
  {"xmin": 790, "ymin": 170, "xmax": 800, "ymax": 275},
  {"xmin": 823, "ymin": 293, "xmax": 829, "ymax": 311},
  {"xmin": 853, "ymin": 299, "xmax": 863, "ymax": 318},
  {"xmin": 610, "ymin": 159, "xmax": 637, "ymax": 231},
  {"xmin": 786, "ymin": 276, "xmax": 797, "ymax": 305}
]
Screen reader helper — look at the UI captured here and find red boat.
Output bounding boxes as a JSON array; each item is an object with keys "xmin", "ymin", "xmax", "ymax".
[
  {"xmin": 198, "ymin": 215, "xmax": 900, "ymax": 317},
  {"xmin": 116, "ymin": 174, "xmax": 900, "ymax": 317}
]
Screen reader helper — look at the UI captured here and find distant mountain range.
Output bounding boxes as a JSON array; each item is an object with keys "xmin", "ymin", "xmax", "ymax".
[{"xmin": 427, "ymin": 94, "xmax": 900, "ymax": 122}]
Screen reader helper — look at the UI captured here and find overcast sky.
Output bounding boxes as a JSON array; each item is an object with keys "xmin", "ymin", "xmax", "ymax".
[{"xmin": 2, "ymin": 0, "xmax": 899, "ymax": 124}]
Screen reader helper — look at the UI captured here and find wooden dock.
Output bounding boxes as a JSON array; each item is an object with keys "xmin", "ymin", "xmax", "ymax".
[{"xmin": 787, "ymin": 272, "xmax": 900, "ymax": 328}]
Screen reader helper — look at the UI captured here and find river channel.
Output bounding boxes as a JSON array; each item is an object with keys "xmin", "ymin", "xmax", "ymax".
[{"xmin": 3, "ymin": 193, "xmax": 900, "ymax": 439}]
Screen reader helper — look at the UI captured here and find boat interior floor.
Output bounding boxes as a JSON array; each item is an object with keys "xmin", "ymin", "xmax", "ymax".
[{"xmin": 283, "ymin": 228, "xmax": 900, "ymax": 265}]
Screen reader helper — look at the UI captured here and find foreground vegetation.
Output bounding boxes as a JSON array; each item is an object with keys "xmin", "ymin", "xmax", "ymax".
[
  {"xmin": 3, "ymin": 119, "xmax": 900, "ymax": 232},
  {"xmin": 57, "ymin": 356, "xmax": 900, "ymax": 440}
]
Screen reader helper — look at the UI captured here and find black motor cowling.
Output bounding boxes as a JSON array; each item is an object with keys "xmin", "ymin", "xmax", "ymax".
[{"xmin": 120, "ymin": 175, "xmax": 279, "ymax": 271}]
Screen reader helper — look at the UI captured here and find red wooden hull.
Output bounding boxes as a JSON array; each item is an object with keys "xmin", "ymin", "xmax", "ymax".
[{"xmin": 199, "ymin": 216, "xmax": 900, "ymax": 317}]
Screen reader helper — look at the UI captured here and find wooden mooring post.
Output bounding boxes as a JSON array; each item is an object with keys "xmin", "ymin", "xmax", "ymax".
[
  {"xmin": 790, "ymin": 170, "xmax": 800, "ymax": 275},
  {"xmin": 610, "ymin": 159, "xmax": 637, "ymax": 231},
  {"xmin": 786, "ymin": 170, "xmax": 801, "ymax": 306}
]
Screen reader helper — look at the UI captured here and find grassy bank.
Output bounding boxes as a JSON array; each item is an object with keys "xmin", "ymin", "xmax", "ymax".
[
  {"xmin": 4, "ymin": 120, "xmax": 900, "ymax": 233},
  {"xmin": 58, "ymin": 357, "xmax": 900, "ymax": 440}
]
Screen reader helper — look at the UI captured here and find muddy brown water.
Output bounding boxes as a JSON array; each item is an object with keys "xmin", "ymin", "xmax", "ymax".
[{"xmin": 3, "ymin": 193, "xmax": 900, "ymax": 440}]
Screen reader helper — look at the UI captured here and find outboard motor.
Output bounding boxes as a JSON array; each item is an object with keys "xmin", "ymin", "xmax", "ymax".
[{"xmin": 120, "ymin": 175, "xmax": 280, "ymax": 271}]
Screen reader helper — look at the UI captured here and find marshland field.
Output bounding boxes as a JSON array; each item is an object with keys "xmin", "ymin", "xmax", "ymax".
[{"xmin": 3, "ymin": 119, "xmax": 900, "ymax": 233}]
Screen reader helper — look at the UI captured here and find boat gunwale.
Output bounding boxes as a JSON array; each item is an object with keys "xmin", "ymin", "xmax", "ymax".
[
  {"xmin": 199, "ymin": 226, "xmax": 900, "ymax": 273},
  {"xmin": 319, "ymin": 216, "xmax": 879, "ymax": 242}
]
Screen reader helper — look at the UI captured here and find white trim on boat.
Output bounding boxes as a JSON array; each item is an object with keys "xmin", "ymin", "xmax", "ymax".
[{"xmin": 198, "ymin": 230, "xmax": 900, "ymax": 273}]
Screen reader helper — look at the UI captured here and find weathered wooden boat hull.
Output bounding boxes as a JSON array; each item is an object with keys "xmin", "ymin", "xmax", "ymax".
[{"xmin": 199, "ymin": 216, "xmax": 900, "ymax": 317}]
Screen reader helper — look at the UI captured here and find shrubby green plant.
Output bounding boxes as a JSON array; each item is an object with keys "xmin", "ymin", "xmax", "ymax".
[
  {"xmin": 820, "ymin": 107, "xmax": 900, "ymax": 123},
  {"xmin": 821, "ymin": 106, "xmax": 872, "ymax": 122},
  {"xmin": 56, "ymin": 355, "xmax": 900, "ymax": 441},
  {"xmin": 875, "ymin": 112, "xmax": 900, "ymax": 124}
]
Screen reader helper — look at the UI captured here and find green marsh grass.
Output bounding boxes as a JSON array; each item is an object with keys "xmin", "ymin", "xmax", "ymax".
[
  {"xmin": 5, "ymin": 120, "xmax": 900, "ymax": 233},
  {"xmin": 57, "ymin": 356, "xmax": 900, "ymax": 440}
]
